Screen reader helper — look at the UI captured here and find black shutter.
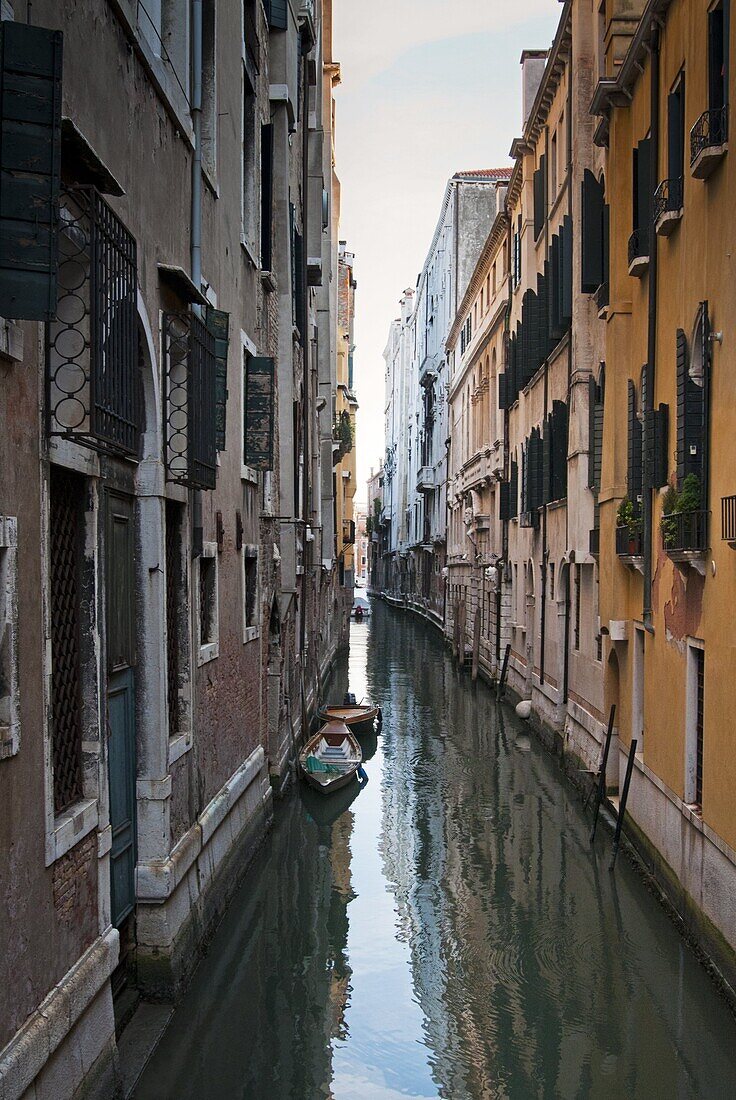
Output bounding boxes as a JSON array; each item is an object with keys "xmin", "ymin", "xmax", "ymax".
[
  {"xmin": 510, "ymin": 459, "xmax": 519, "ymax": 519},
  {"xmin": 653, "ymin": 404, "xmax": 669, "ymax": 488},
  {"xmin": 244, "ymin": 355, "xmax": 275, "ymax": 470},
  {"xmin": 602, "ymin": 202, "xmax": 610, "ymax": 289},
  {"xmin": 499, "ymin": 480, "xmax": 510, "ymax": 521},
  {"xmin": 551, "ymin": 400, "xmax": 568, "ymax": 501},
  {"xmin": 206, "ymin": 306, "xmax": 230, "ymax": 452},
  {"xmin": 260, "ymin": 123, "xmax": 274, "ymax": 271},
  {"xmin": 561, "ymin": 214, "xmax": 573, "ymax": 322},
  {"xmin": 294, "ymin": 227, "xmax": 305, "ymax": 337},
  {"xmin": 265, "ymin": 0, "xmax": 288, "ymax": 30},
  {"xmin": 635, "ymin": 138, "xmax": 651, "ymax": 231},
  {"xmin": 668, "ymin": 79, "xmax": 685, "ymax": 179},
  {"xmin": 0, "ymin": 22, "xmax": 63, "ymax": 319},
  {"xmin": 549, "ymin": 234, "xmax": 561, "ymax": 338},
  {"xmin": 498, "ymin": 372, "xmax": 509, "ymax": 410},
  {"xmin": 588, "ymin": 376, "xmax": 597, "ymax": 489},
  {"xmin": 542, "ymin": 417, "xmax": 551, "ymax": 504},
  {"xmin": 521, "ymin": 444, "xmax": 528, "ymax": 513},
  {"xmin": 581, "ymin": 169, "xmax": 604, "ymax": 293},
  {"xmin": 533, "ymin": 161, "xmax": 545, "ymax": 239},
  {"xmin": 628, "ymin": 380, "xmax": 642, "ymax": 501}
]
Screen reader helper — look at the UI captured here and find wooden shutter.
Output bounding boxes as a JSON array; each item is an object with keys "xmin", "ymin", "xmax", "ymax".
[
  {"xmin": 0, "ymin": 22, "xmax": 63, "ymax": 319},
  {"xmin": 266, "ymin": 0, "xmax": 288, "ymax": 30},
  {"xmin": 561, "ymin": 215, "xmax": 573, "ymax": 322},
  {"xmin": 260, "ymin": 123, "xmax": 274, "ymax": 271},
  {"xmin": 581, "ymin": 169, "xmax": 604, "ymax": 293},
  {"xmin": 510, "ymin": 459, "xmax": 519, "ymax": 519},
  {"xmin": 676, "ymin": 327, "xmax": 704, "ymax": 487},
  {"xmin": 498, "ymin": 372, "xmax": 509, "ymax": 410},
  {"xmin": 542, "ymin": 417, "xmax": 551, "ymax": 504},
  {"xmin": 549, "ymin": 234, "xmax": 561, "ymax": 338},
  {"xmin": 588, "ymin": 376, "xmax": 597, "ymax": 489},
  {"xmin": 635, "ymin": 138, "xmax": 651, "ymax": 231},
  {"xmin": 602, "ymin": 202, "xmax": 610, "ymax": 288},
  {"xmin": 533, "ymin": 162, "xmax": 545, "ymax": 239},
  {"xmin": 653, "ymin": 404, "xmax": 669, "ymax": 488},
  {"xmin": 628, "ymin": 380, "xmax": 643, "ymax": 500},
  {"xmin": 551, "ymin": 400, "xmax": 568, "ymax": 501},
  {"xmin": 206, "ymin": 306, "xmax": 230, "ymax": 452},
  {"xmin": 668, "ymin": 80, "xmax": 685, "ymax": 179},
  {"xmin": 244, "ymin": 355, "xmax": 275, "ymax": 470},
  {"xmin": 499, "ymin": 480, "xmax": 510, "ymax": 521}
]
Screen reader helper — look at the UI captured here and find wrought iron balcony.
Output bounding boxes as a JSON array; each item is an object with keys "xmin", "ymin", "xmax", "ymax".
[
  {"xmin": 616, "ymin": 524, "xmax": 643, "ymax": 561},
  {"xmin": 690, "ymin": 106, "xmax": 728, "ymax": 179},
  {"xmin": 163, "ymin": 311, "xmax": 218, "ymax": 490},
  {"xmin": 653, "ymin": 177, "xmax": 683, "ymax": 236},
  {"xmin": 661, "ymin": 509, "xmax": 709, "ymax": 564},
  {"xmin": 627, "ymin": 228, "xmax": 649, "ymax": 277}
]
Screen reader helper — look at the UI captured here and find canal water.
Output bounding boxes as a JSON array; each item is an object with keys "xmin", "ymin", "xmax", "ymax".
[{"xmin": 136, "ymin": 601, "xmax": 736, "ymax": 1099}]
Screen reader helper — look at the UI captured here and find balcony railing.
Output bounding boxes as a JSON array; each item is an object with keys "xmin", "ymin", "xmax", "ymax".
[
  {"xmin": 661, "ymin": 510, "xmax": 709, "ymax": 554},
  {"xmin": 616, "ymin": 524, "xmax": 643, "ymax": 558},
  {"xmin": 627, "ymin": 228, "xmax": 649, "ymax": 276},
  {"xmin": 721, "ymin": 495, "xmax": 736, "ymax": 542},
  {"xmin": 653, "ymin": 177, "xmax": 683, "ymax": 236},
  {"xmin": 594, "ymin": 282, "xmax": 609, "ymax": 313},
  {"xmin": 690, "ymin": 106, "xmax": 728, "ymax": 178}
]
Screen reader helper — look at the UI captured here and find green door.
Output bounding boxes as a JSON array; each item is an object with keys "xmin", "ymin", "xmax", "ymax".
[{"xmin": 106, "ymin": 492, "xmax": 137, "ymax": 928}]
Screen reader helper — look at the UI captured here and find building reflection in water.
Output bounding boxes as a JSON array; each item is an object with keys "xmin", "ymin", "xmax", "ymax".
[{"xmin": 366, "ymin": 602, "xmax": 736, "ymax": 1100}]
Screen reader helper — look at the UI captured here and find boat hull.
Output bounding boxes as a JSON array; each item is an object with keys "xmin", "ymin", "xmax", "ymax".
[
  {"xmin": 299, "ymin": 722, "xmax": 363, "ymax": 795},
  {"xmin": 317, "ymin": 705, "xmax": 379, "ymax": 735}
]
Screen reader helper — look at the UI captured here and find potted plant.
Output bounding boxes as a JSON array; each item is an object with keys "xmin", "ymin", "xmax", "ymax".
[
  {"xmin": 661, "ymin": 474, "xmax": 701, "ymax": 550},
  {"xmin": 617, "ymin": 497, "xmax": 642, "ymax": 554}
]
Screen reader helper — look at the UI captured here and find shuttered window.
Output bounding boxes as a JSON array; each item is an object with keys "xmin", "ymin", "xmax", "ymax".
[
  {"xmin": 260, "ymin": 123, "xmax": 274, "ymax": 272},
  {"xmin": 206, "ymin": 306, "xmax": 230, "ymax": 452},
  {"xmin": 633, "ymin": 138, "xmax": 652, "ymax": 233},
  {"xmin": 0, "ymin": 21, "xmax": 63, "ymax": 320},
  {"xmin": 676, "ymin": 326, "xmax": 705, "ymax": 488},
  {"xmin": 588, "ymin": 367, "xmax": 604, "ymax": 492},
  {"xmin": 533, "ymin": 155, "xmax": 546, "ymax": 239},
  {"xmin": 668, "ymin": 74, "xmax": 686, "ymax": 181},
  {"xmin": 265, "ymin": 0, "xmax": 288, "ymax": 30},
  {"xmin": 581, "ymin": 169, "xmax": 606, "ymax": 294},
  {"xmin": 244, "ymin": 353, "xmax": 276, "ymax": 470},
  {"xmin": 709, "ymin": 2, "xmax": 729, "ymax": 112},
  {"xmin": 549, "ymin": 400, "xmax": 568, "ymax": 502}
]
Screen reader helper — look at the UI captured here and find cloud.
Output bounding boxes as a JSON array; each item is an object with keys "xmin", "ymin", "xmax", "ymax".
[{"xmin": 333, "ymin": 0, "xmax": 554, "ymax": 88}]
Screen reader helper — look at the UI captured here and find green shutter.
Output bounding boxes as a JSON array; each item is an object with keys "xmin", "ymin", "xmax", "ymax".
[
  {"xmin": 244, "ymin": 355, "xmax": 275, "ymax": 470},
  {"xmin": 581, "ymin": 169, "xmax": 604, "ymax": 293},
  {"xmin": 206, "ymin": 306, "xmax": 230, "ymax": 451},
  {"xmin": 628, "ymin": 380, "xmax": 643, "ymax": 502},
  {"xmin": 0, "ymin": 21, "xmax": 63, "ymax": 319},
  {"xmin": 260, "ymin": 123, "xmax": 274, "ymax": 271},
  {"xmin": 499, "ymin": 480, "xmax": 510, "ymax": 522},
  {"xmin": 561, "ymin": 214, "xmax": 573, "ymax": 322},
  {"xmin": 265, "ymin": 0, "xmax": 288, "ymax": 30},
  {"xmin": 542, "ymin": 416, "xmax": 551, "ymax": 505}
]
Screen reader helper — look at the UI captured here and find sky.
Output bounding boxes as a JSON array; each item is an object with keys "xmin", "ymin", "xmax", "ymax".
[{"xmin": 331, "ymin": 0, "xmax": 561, "ymax": 503}]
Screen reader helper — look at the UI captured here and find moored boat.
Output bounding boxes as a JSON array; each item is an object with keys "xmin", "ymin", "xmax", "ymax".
[
  {"xmin": 299, "ymin": 721, "xmax": 362, "ymax": 793},
  {"xmin": 316, "ymin": 703, "xmax": 380, "ymax": 734}
]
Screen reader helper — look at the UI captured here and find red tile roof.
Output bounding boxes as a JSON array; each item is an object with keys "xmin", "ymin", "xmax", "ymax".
[{"xmin": 454, "ymin": 167, "xmax": 512, "ymax": 180}]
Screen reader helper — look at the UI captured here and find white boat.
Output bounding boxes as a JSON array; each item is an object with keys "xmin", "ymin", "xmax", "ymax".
[{"xmin": 299, "ymin": 721, "xmax": 362, "ymax": 793}]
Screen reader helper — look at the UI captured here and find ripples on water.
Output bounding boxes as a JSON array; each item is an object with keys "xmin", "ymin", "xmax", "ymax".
[{"xmin": 136, "ymin": 602, "xmax": 736, "ymax": 1100}]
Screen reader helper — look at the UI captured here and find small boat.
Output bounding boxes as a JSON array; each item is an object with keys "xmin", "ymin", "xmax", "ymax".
[
  {"xmin": 316, "ymin": 703, "xmax": 381, "ymax": 735},
  {"xmin": 299, "ymin": 721, "xmax": 362, "ymax": 793}
]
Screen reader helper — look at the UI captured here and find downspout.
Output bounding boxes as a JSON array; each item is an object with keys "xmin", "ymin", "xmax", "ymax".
[
  {"xmin": 191, "ymin": 0, "xmax": 204, "ymax": 559},
  {"xmin": 563, "ymin": 41, "xmax": 573, "ymax": 704},
  {"xmin": 501, "ymin": 212, "xmax": 512, "ymax": 666},
  {"xmin": 190, "ymin": 0, "xmax": 203, "ymax": 821},
  {"xmin": 299, "ymin": 32, "xmax": 310, "ymax": 660},
  {"xmin": 643, "ymin": 24, "xmax": 660, "ymax": 632},
  {"xmin": 540, "ymin": 125, "xmax": 550, "ymax": 684}
]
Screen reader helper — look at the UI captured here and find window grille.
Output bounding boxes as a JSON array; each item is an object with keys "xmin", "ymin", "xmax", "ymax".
[
  {"xmin": 199, "ymin": 555, "xmax": 217, "ymax": 646},
  {"xmin": 165, "ymin": 500, "xmax": 183, "ymax": 738},
  {"xmin": 164, "ymin": 310, "xmax": 218, "ymax": 490},
  {"xmin": 49, "ymin": 466, "xmax": 85, "ymax": 813},
  {"xmin": 46, "ymin": 187, "xmax": 140, "ymax": 456}
]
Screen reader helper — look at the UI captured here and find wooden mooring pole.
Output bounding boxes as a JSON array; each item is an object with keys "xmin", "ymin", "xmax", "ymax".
[
  {"xmin": 496, "ymin": 643, "xmax": 511, "ymax": 700},
  {"xmin": 610, "ymin": 739, "xmax": 637, "ymax": 872},
  {"xmin": 586, "ymin": 703, "xmax": 616, "ymax": 819}
]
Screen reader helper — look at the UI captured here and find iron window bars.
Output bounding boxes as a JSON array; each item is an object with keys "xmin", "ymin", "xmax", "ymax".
[
  {"xmin": 653, "ymin": 177, "xmax": 684, "ymax": 223},
  {"xmin": 163, "ymin": 310, "xmax": 218, "ymax": 490},
  {"xmin": 46, "ymin": 186, "xmax": 140, "ymax": 457}
]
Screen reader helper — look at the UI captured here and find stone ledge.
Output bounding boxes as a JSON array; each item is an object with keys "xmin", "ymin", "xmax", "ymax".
[{"xmin": 0, "ymin": 927, "xmax": 118, "ymax": 1099}]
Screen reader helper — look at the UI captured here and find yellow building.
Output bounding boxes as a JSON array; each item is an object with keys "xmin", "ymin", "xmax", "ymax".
[
  {"xmin": 335, "ymin": 242, "xmax": 358, "ymax": 589},
  {"xmin": 593, "ymin": 0, "xmax": 736, "ymax": 987}
]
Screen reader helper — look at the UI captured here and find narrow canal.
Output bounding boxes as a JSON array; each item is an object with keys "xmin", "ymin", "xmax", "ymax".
[{"xmin": 136, "ymin": 602, "xmax": 736, "ymax": 1099}]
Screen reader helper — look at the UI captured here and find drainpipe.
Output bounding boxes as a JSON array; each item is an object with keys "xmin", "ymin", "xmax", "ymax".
[
  {"xmin": 643, "ymin": 24, "xmax": 660, "ymax": 633},
  {"xmin": 540, "ymin": 125, "xmax": 551, "ymax": 684},
  {"xmin": 563, "ymin": 44, "xmax": 573, "ymax": 705},
  {"xmin": 191, "ymin": 0, "xmax": 204, "ymax": 559},
  {"xmin": 299, "ymin": 32, "xmax": 310, "ymax": 660}
]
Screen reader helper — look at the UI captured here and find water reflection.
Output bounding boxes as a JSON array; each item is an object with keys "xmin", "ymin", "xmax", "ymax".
[{"xmin": 136, "ymin": 603, "xmax": 736, "ymax": 1100}]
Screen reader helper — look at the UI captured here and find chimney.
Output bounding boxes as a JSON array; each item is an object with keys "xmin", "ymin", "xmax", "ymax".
[{"xmin": 520, "ymin": 50, "xmax": 548, "ymax": 129}]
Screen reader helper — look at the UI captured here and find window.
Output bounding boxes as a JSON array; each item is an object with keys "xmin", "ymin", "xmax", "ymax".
[
  {"xmin": 492, "ymin": 263, "xmax": 497, "ymax": 297},
  {"xmin": 549, "ymin": 561, "xmax": 555, "ymax": 601},
  {"xmin": 588, "ymin": 365, "xmax": 605, "ymax": 492},
  {"xmin": 242, "ymin": 73, "xmax": 259, "ymax": 258},
  {"xmin": 165, "ymin": 501, "xmax": 186, "ymax": 739},
  {"xmin": 0, "ymin": 517, "xmax": 19, "ymax": 759},
  {"xmin": 49, "ymin": 466, "xmax": 85, "ymax": 813},
  {"xmin": 685, "ymin": 641, "xmax": 705, "ymax": 809},
  {"xmin": 140, "ymin": 0, "xmax": 191, "ymax": 101},
  {"xmin": 676, "ymin": 316, "xmax": 707, "ymax": 490},
  {"xmin": 533, "ymin": 154, "xmax": 546, "ymax": 239},
  {"xmin": 197, "ymin": 543, "xmax": 219, "ymax": 663},
  {"xmin": 260, "ymin": 123, "xmax": 274, "ymax": 271},
  {"xmin": 243, "ymin": 545, "xmax": 259, "ymax": 641},
  {"xmin": 668, "ymin": 73, "xmax": 686, "ymax": 182},
  {"xmin": 201, "ymin": 0, "xmax": 217, "ymax": 178},
  {"xmin": 630, "ymin": 138, "xmax": 652, "ymax": 262},
  {"xmin": 627, "ymin": 379, "xmax": 643, "ymax": 506}
]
